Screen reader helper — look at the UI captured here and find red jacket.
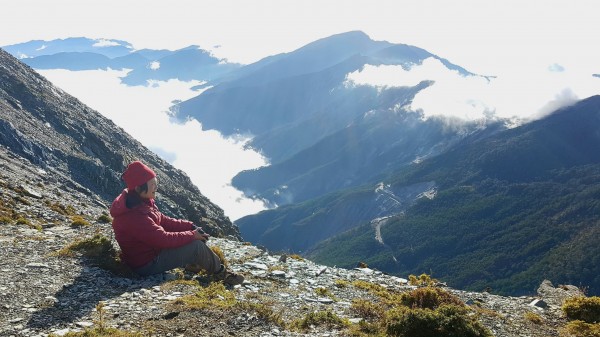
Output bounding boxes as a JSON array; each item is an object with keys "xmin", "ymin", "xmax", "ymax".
[{"xmin": 110, "ymin": 189, "xmax": 195, "ymax": 269}]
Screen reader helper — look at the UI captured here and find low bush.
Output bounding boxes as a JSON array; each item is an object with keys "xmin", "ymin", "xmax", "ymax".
[
  {"xmin": 351, "ymin": 298, "xmax": 385, "ymax": 320},
  {"xmin": 563, "ymin": 297, "xmax": 600, "ymax": 324},
  {"xmin": 400, "ymin": 287, "xmax": 464, "ymax": 310},
  {"xmin": 50, "ymin": 202, "xmax": 76, "ymax": 215},
  {"xmin": 408, "ymin": 273, "xmax": 438, "ymax": 287},
  {"xmin": 524, "ymin": 311, "xmax": 544, "ymax": 324},
  {"xmin": 97, "ymin": 213, "xmax": 112, "ymax": 224},
  {"xmin": 290, "ymin": 310, "xmax": 349, "ymax": 331},
  {"xmin": 561, "ymin": 320, "xmax": 600, "ymax": 337},
  {"xmin": 386, "ymin": 304, "xmax": 493, "ymax": 337}
]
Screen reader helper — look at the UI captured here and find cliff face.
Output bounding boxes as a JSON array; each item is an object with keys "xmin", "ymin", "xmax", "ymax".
[{"xmin": 0, "ymin": 48, "xmax": 238, "ymax": 238}]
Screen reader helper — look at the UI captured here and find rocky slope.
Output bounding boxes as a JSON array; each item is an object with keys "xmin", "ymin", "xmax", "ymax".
[
  {"xmin": 0, "ymin": 48, "xmax": 237, "ymax": 238},
  {"xmin": 0, "ymin": 146, "xmax": 585, "ymax": 336}
]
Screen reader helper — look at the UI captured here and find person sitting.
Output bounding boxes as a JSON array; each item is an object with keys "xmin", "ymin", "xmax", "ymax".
[{"xmin": 109, "ymin": 160, "xmax": 244, "ymax": 285}]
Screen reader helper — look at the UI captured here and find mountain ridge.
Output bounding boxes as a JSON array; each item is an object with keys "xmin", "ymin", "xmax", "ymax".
[{"xmin": 2, "ymin": 38, "xmax": 240, "ymax": 86}]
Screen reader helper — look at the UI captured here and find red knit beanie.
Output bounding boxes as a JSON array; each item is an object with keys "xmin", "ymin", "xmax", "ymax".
[{"xmin": 122, "ymin": 161, "xmax": 156, "ymax": 190}]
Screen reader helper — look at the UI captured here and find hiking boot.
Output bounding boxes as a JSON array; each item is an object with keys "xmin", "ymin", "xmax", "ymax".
[{"xmin": 213, "ymin": 266, "xmax": 245, "ymax": 285}]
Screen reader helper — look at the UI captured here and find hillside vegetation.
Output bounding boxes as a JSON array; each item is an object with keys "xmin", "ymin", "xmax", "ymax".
[{"xmin": 270, "ymin": 96, "xmax": 600, "ymax": 296}]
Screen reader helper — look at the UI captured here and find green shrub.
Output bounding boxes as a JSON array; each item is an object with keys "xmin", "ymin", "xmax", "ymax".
[
  {"xmin": 524, "ymin": 311, "xmax": 544, "ymax": 324},
  {"xmin": 561, "ymin": 320, "xmax": 600, "ymax": 337},
  {"xmin": 0, "ymin": 216, "xmax": 12, "ymax": 224},
  {"xmin": 563, "ymin": 297, "xmax": 600, "ymax": 324},
  {"xmin": 290, "ymin": 310, "xmax": 349, "ymax": 331},
  {"xmin": 50, "ymin": 202, "xmax": 76, "ymax": 215},
  {"xmin": 357, "ymin": 261, "xmax": 369, "ymax": 268},
  {"xmin": 16, "ymin": 217, "xmax": 30, "ymax": 225},
  {"xmin": 97, "ymin": 213, "xmax": 112, "ymax": 224},
  {"xmin": 174, "ymin": 282, "xmax": 236, "ymax": 310},
  {"xmin": 71, "ymin": 215, "xmax": 91, "ymax": 227},
  {"xmin": 400, "ymin": 287, "xmax": 464, "ymax": 310},
  {"xmin": 408, "ymin": 273, "xmax": 438, "ymax": 287},
  {"xmin": 386, "ymin": 304, "xmax": 492, "ymax": 337},
  {"xmin": 351, "ymin": 298, "xmax": 385, "ymax": 320},
  {"xmin": 335, "ymin": 279, "xmax": 350, "ymax": 288},
  {"xmin": 347, "ymin": 319, "xmax": 385, "ymax": 337},
  {"xmin": 236, "ymin": 301, "xmax": 285, "ymax": 327},
  {"xmin": 289, "ymin": 254, "xmax": 304, "ymax": 261}
]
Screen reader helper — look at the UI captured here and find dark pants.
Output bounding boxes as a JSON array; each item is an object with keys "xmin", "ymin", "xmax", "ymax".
[{"xmin": 135, "ymin": 240, "xmax": 222, "ymax": 276}]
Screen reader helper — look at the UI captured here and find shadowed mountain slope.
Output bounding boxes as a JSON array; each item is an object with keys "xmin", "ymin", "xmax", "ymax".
[
  {"xmin": 0, "ymin": 48, "xmax": 239, "ymax": 238},
  {"xmin": 305, "ymin": 96, "xmax": 600, "ymax": 295}
]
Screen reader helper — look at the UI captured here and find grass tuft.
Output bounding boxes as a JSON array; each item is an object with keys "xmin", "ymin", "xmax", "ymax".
[
  {"xmin": 96, "ymin": 213, "xmax": 112, "ymax": 224},
  {"xmin": 290, "ymin": 310, "xmax": 349, "ymax": 331},
  {"xmin": 173, "ymin": 282, "xmax": 236, "ymax": 310},
  {"xmin": 71, "ymin": 215, "xmax": 91, "ymax": 227},
  {"xmin": 210, "ymin": 245, "xmax": 228, "ymax": 267},
  {"xmin": 524, "ymin": 311, "xmax": 544, "ymax": 324}
]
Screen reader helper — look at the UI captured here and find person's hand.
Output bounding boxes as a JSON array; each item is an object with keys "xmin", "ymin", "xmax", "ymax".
[{"xmin": 193, "ymin": 230, "xmax": 210, "ymax": 242}]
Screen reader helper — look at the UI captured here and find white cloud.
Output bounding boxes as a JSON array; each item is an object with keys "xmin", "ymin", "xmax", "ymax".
[
  {"xmin": 93, "ymin": 38, "xmax": 123, "ymax": 48},
  {"xmin": 548, "ymin": 63, "xmax": 565, "ymax": 73},
  {"xmin": 35, "ymin": 44, "xmax": 47, "ymax": 51},
  {"xmin": 346, "ymin": 58, "xmax": 600, "ymax": 122},
  {"xmin": 149, "ymin": 61, "xmax": 160, "ymax": 70},
  {"xmin": 38, "ymin": 68, "xmax": 268, "ymax": 221}
]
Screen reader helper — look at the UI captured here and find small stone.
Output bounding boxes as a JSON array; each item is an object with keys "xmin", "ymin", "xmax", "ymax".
[
  {"xmin": 244, "ymin": 262, "xmax": 268, "ymax": 270},
  {"xmin": 271, "ymin": 270, "xmax": 286, "ymax": 277},
  {"xmin": 317, "ymin": 297, "xmax": 334, "ymax": 304},
  {"xmin": 25, "ymin": 262, "xmax": 50, "ymax": 269},
  {"xmin": 21, "ymin": 185, "xmax": 43, "ymax": 198},
  {"xmin": 354, "ymin": 267, "xmax": 374, "ymax": 274},
  {"xmin": 529, "ymin": 299, "xmax": 548, "ymax": 308},
  {"xmin": 53, "ymin": 328, "xmax": 72, "ymax": 336},
  {"xmin": 76, "ymin": 321, "xmax": 94, "ymax": 328},
  {"xmin": 316, "ymin": 267, "xmax": 327, "ymax": 276}
]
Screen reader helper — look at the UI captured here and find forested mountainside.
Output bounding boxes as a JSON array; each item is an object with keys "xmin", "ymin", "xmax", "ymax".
[{"xmin": 306, "ymin": 96, "xmax": 600, "ymax": 296}]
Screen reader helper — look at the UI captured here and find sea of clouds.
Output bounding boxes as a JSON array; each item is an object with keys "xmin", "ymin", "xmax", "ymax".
[
  {"xmin": 38, "ymin": 68, "xmax": 268, "ymax": 221},
  {"xmin": 345, "ymin": 57, "xmax": 599, "ymax": 123},
  {"xmin": 37, "ymin": 59, "xmax": 598, "ymax": 220}
]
